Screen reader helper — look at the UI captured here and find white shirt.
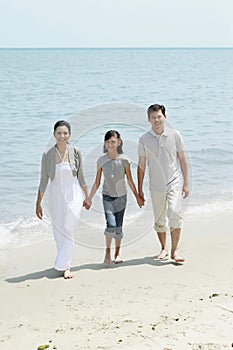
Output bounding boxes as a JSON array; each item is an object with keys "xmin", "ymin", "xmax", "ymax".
[{"xmin": 138, "ymin": 127, "xmax": 185, "ymax": 191}]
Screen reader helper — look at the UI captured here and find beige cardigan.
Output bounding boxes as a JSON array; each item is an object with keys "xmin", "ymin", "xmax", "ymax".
[{"xmin": 38, "ymin": 144, "xmax": 86, "ymax": 193}]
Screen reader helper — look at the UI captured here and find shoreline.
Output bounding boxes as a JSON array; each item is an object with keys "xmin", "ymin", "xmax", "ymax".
[
  {"xmin": 1, "ymin": 209, "xmax": 233, "ymax": 349},
  {"xmin": 1, "ymin": 192, "xmax": 233, "ymax": 249}
]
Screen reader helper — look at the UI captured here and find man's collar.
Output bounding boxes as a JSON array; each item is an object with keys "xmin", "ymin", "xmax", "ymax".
[{"xmin": 149, "ymin": 127, "xmax": 168, "ymax": 137}]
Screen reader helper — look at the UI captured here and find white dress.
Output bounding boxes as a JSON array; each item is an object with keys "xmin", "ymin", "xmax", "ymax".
[{"xmin": 49, "ymin": 150, "xmax": 83, "ymax": 271}]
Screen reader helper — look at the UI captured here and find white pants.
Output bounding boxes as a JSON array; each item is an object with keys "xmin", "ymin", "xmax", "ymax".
[{"xmin": 150, "ymin": 187, "xmax": 183, "ymax": 233}]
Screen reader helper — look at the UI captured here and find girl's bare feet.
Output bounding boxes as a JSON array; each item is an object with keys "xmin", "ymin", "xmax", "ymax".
[
  {"xmin": 64, "ymin": 269, "xmax": 73, "ymax": 279},
  {"xmin": 114, "ymin": 256, "xmax": 123, "ymax": 264},
  {"xmin": 104, "ymin": 247, "xmax": 112, "ymax": 264},
  {"xmin": 104, "ymin": 252, "xmax": 112, "ymax": 264}
]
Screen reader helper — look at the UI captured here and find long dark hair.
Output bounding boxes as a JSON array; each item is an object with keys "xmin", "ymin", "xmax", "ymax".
[
  {"xmin": 103, "ymin": 130, "xmax": 123, "ymax": 154},
  {"xmin": 53, "ymin": 120, "xmax": 71, "ymax": 134}
]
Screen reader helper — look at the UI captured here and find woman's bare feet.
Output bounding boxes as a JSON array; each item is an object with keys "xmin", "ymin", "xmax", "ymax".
[
  {"xmin": 156, "ymin": 249, "xmax": 168, "ymax": 260},
  {"xmin": 64, "ymin": 269, "xmax": 73, "ymax": 279},
  {"xmin": 171, "ymin": 251, "xmax": 185, "ymax": 263}
]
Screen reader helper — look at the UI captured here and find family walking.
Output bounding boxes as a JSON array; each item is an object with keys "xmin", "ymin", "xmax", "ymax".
[{"xmin": 36, "ymin": 104, "xmax": 189, "ymax": 278}]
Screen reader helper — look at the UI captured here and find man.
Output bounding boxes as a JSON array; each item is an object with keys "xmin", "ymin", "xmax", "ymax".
[{"xmin": 137, "ymin": 104, "xmax": 189, "ymax": 262}]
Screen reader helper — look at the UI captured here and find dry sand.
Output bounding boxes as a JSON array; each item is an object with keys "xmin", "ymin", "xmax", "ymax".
[{"xmin": 1, "ymin": 210, "xmax": 233, "ymax": 350}]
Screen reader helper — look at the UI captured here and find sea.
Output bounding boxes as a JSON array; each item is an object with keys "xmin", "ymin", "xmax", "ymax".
[{"xmin": 0, "ymin": 48, "xmax": 233, "ymax": 249}]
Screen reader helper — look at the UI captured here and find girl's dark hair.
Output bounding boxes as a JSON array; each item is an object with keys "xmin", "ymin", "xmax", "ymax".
[
  {"xmin": 103, "ymin": 130, "xmax": 123, "ymax": 154},
  {"xmin": 147, "ymin": 104, "xmax": 166, "ymax": 118},
  {"xmin": 54, "ymin": 120, "xmax": 71, "ymax": 134}
]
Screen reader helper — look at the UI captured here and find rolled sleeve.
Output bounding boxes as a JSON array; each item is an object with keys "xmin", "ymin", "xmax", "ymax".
[
  {"xmin": 76, "ymin": 150, "xmax": 87, "ymax": 187},
  {"xmin": 38, "ymin": 152, "xmax": 49, "ymax": 193}
]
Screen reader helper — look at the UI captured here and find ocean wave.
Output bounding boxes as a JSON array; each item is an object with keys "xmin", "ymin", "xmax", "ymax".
[
  {"xmin": 187, "ymin": 192, "xmax": 233, "ymax": 215},
  {"xmin": 189, "ymin": 147, "xmax": 233, "ymax": 161},
  {"xmin": 187, "ymin": 201, "xmax": 233, "ymax": 215},
  {"xmin": 0, "ymin": 216, "xmax": 52, "ymax": 249},
  {"xmin": 1, "ymin": 194, "xmax": 233, "ymax": 249}
]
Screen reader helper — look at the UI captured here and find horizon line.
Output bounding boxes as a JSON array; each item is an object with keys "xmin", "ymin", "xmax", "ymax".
[{"xmin": 0, "ymin": 46, "xmax": 233, "ymax": 50}]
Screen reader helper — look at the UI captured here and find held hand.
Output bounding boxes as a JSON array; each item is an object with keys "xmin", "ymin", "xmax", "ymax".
[
  {"xmin": 138, "ymin": 191, "xmax": 146, "ymax": 205},
  {"xmin": 83, "ymin": 198, "xmax": 92, "ymax": 210},
  {"xmin": 136, "ymin": 193, "xmax": 145, "ymax": 208},
  {"xmin": 182, "ymin": 184, "xmax": 189, "ymax": 198},
  {"xmin": 36, "ymin": 205, "xmax": 43, "ymax": 220},
  {"xmin": 136, "ymin": 196, "xmax": 144, "ymax": 208}
]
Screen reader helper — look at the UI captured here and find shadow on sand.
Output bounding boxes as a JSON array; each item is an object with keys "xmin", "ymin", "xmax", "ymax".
[{"xmin": 5, "ymin": 256, "xmax": 183, "ymax": 283}]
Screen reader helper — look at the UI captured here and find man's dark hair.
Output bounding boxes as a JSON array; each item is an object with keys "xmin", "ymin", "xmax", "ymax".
[{"xmin": 147, "ymin": 104, "xmax": 166, "ymax": 119}]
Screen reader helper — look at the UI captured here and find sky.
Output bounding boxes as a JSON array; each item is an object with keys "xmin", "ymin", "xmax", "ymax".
[{"xmin": 0, "ymin": 0, "xmax": 233, "ymax": 48}]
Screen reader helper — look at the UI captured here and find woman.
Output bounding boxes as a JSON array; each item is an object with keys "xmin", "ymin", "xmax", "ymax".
[{"xmin": 36, "ymin": 120, "xmax": 88, "ymax": 279}]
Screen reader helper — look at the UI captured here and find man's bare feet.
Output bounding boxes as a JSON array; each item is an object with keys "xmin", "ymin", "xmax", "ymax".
[
  {"xmin": 156, "ymin": 249, "xmax": 168, "ymax": 260},
  {"xmin": 64, "ymin": 269, "xmax": 73, "ymax": 279},
  {"xmin": 114, "ymin": 256, "xmax": 123, "ymax": 264},
  {"xmin": 171, "ymin": 251, "xmax": 185, "ymax": 263}
]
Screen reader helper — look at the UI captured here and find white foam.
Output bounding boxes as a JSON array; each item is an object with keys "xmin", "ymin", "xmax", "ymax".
[
  {"xmin": 186, "ymin": 198, "xmax": 233, "ymax": 216},
  {"xmin": 0, "ymin": 226, "xmax": 12, "ymax": 247},
  {"xmin": 0, "ymin": 216, "xmax": 52, "ymax": 249},
  {"xmin": 1, "ymin": 196, "xmax": 233, "ymax": 249}
]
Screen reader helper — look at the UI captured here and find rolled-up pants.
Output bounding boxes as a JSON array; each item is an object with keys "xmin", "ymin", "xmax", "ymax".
[
  {"xmin": 102, "ymin": 194, "xmax": 127, "ymax": 240},
  {"xmin": 150, "ymin": 187, "xmax": 183, "ymax": 233}
]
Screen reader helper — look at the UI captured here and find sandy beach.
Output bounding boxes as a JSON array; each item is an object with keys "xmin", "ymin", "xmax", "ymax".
[{"xmin": 1, "ymin": 210, "xmax": 233, "ymax": 350}]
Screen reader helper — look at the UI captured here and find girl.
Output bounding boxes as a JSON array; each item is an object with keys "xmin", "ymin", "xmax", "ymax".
[
  {"xmin": 84, "ymin": 130, "xmax": 143, "ymax": 264},
  {"xmin": 36, "ymin": 120, "xmax": 88, "ymax": 279}
]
